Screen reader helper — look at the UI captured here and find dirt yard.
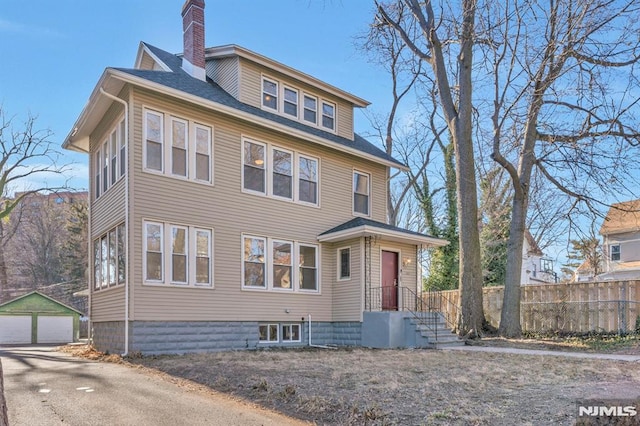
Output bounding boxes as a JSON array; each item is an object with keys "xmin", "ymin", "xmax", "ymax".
[{"xmin": 86, "ymin": 339, "xmax": 639, "ymax": 426}]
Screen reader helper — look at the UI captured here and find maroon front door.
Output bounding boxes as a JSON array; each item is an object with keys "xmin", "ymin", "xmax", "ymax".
[{"xmin": 381, "ymin": 250, "xmax": 399, "ymax": 310}]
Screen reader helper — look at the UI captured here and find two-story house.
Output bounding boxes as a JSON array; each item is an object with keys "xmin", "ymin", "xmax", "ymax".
[
  {"xmin": 62, "ymin": 0, "xmax": 448, "ymax": 355},
  {"xmin": 521, "ymin": 230, "xmax": 555, "ymax": 285},
  {"xmin": 598, "ymin": 199, "xmax": 640, "ymax": 281}
]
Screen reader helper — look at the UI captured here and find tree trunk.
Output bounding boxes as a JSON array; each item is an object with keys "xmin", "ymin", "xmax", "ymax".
[{"xmin": 499, "ymin": 192, "xmax": 527, "ymax": 337}]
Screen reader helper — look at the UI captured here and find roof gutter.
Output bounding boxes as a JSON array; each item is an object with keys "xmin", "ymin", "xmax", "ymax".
[{"xmin": 105, "ymin": 69, "xmax": 408, "ymax": 171}]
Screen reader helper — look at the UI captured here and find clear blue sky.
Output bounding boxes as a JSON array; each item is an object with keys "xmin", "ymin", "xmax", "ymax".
[{"xmin": 0, "ymin": 0, "xmax": 390, "ymax": 191}]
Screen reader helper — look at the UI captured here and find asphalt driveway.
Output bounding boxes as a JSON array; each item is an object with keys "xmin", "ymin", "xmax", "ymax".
[{"xmin": 0, "ymin": 345, "xmax": 305, "ymax": 426}]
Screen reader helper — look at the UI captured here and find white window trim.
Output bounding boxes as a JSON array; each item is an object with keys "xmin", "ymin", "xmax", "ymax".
[
  {"xmin": 93, "ymin": 223, "xmax": 126, "ymax": 293},
  {"xmin": 262, "ymin": 77, "xmax": 279, "ymax": 112},
  {"xmin": 193, "ymin": 123, "xmax": 213, "ymax": 184},
  {"xmin": 321, "ymin": 100, "xmax": 336, "ymax": 131},
  {"xmin": 271, "ymin": 146, "xmax": 294, "ymax": 201},
  {"xmin": 258, "ymin": 324, "xmax": 280, "ymax": 343},
  {"xmin": 353, "ymin": 169, "xmax": 371, "ymax": 217},
  {"xmin": 282, "ymin": 85, "xmax": 299, "ymax": 118},
  {"xmin": 337, "ymin": 246, "xmax": 351, "ymax": 281},
  {"xmin": 298, "ymin": 242, "xmax": 320, "ymax": 293},
  {"xmin": 302, "ymin": 93, "xmax": 318, "ymax": 125},
  {"xmin": 144, "ymin": 220, "xmax": 214, "ymax": 288},
  {"xmin": 242, "ymin": 235, "xmax": 267, "ymax": 290},
  {"xmin": 94, "ymin": 150, "xmax": 101, "ymax": 200},
  {"xmin": 271, "ymin": 239, "xmax": 294, "ymax": 292},
  {"xmin": 94, "ymin": 115, "xmax": 125, "ymax": 201},
  {"xmin": 242, "ymin": 138, "xmax": 268, "ymax": 196},
  {"xmin": 260, "ymin": 74, "xmax": 337, "ymax": 134},
  {"xmin": 170, "ymin": 224, "xmax": 189, "ymax": 285},
  {"xmin": 143, "ymin": 109, "xmax": 164, "ymax": 174},
  {"xmin": 242, "ymin": 136, "xmax": 320, "ymax": 207},
  {"xmin": 281, "ymin": 324, "xmax": 301, "ymax": 342},
  {"xmin": 610, "ymin": 244, "xmax": 621, "ymax": 262},
  {"xmin": 169, "ymin": 117, "xmax": 189, "ymax": 179},
  {"xmin": 296, "ymin": 153, "xmax": 319, "ymax": 207},
  {"xmin": 143, "ymin": 106, "xmax": 214, "ymax": 185},
  {"xmin": 242, "ymin": 235, "xmax": 321, "ymax": 294}
]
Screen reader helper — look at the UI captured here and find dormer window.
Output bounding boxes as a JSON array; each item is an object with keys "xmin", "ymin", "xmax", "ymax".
[
  {"xmin": 261, "ymin": 75, "xmax": 336, "ymax": 133},
  {"xmin": 283, "ymin": 87, "xmax": 298, "ymax": 118},
  {"xmin": 322, "ymin": 101, "xmax": 335, "ymax": 131},
  {"xmin": 262, "ymin": 79, "xmax": 278, "ymax": 110},
  {"xmin": 303, "ymin": 95, "xmax": 317, "ymax": 124}
]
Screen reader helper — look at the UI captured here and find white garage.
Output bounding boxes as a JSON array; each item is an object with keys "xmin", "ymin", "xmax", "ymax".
[
  {"xmin": 37, "ymin": 316, "xmax": 74, "ymax": 344},
  {"xmin": 0, "ymin": 316, "xmax": 32, "ymax": 344},
  {"xmin": 0, "ymin": 291, "xmax": 81, "ymax": 345}
]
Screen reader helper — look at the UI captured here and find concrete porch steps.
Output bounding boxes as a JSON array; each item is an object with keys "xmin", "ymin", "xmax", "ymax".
[{"xmin": 408, "ymin": 314, "xmax": 464, "ymax": 349}]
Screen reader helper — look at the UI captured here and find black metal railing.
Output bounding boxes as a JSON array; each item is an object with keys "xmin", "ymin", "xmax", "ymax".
[{"xmin": 424, "ymin": 287, "xmax": 459, "ymax": 332}]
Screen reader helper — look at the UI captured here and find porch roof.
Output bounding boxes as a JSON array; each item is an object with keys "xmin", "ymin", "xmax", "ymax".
[{"xmin": 318, "ymin": 217, "xmax": 449, "ymax": 247}]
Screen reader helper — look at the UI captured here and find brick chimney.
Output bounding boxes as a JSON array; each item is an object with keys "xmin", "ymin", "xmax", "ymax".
[{"xmin": 181, "ymin": 0, "xmax": 206, "ymax": 81}]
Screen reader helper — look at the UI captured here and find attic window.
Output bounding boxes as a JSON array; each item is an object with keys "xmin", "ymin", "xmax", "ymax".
[{"xmin": 262, "ymin": 79, "xmax": 278, "ymax": 110}]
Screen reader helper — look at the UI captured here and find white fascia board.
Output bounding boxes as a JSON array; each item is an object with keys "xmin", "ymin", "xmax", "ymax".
[
  {"xmin": 107, "ymin": 69, "xmax": 406, "ymax": 171},
  {"xmin": 317, "ymin": 224, "xmax": 449, "ymax": 247},
  {"xmin": 205, "ymin": 45, "xmax": 370, "ymax": 108}
]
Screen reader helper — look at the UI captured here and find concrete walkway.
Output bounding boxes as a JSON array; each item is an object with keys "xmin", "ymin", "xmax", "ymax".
[
  {"xmin": 1, "ymin": 345, "xmax": 307, "ymax": 426},
  {"xmin": 442, "ymin": 344, "xmax": 640, "ymax": 361}
]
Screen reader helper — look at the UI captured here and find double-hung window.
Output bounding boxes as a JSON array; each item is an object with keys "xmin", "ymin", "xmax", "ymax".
[
  {"xmin": 611, "ymin": 244, "xmax": 621, "ymax": 261},
  {"xmin": 145, "ymin": 110, "xmax": 164, "ymax": 171},
  {"xmin": 243, "ymin": 140, "xmax": 266, "ymax": 193},
  {"xmin": 283, "ymin": 87, "xmax": 298, "ymax": 117},
  {"xmin": 353, "ymin": 171, "xmax": 370, "ymax": 216},
  {"xmin": 195, "ymin": 125, "xmax": 211, "ymax": 182},
  {"xmin": 119, "ymin": 120, "xmax": 126, "ymax": 178},
  {"xmin": 171, "ymin": 225, "xmax": 188, "ymax": 284},
  {"xmin": 94, "ymin": 150, "xmax": 101, "ymax": 199},
  {"xmin": 298, "ymin": 155, "xmax": 318, "ymax": 205},
  {"xmin": 94, "ymin": 240, "xmax": 101, "ymax": 290},
  {"xmin": 102, "ymin": 141, "xmax": 109, "ymax": 193},
  {"xmin": 110, "ymin": 131, "xmax": 118, "ymax": 185},
  {"xmin": 93, "ymin": 223, "xmax": 127, "ymax": 292},
  {"xmin": 144, "ymin": 221, "xmax": 212, "ymax": 287},
  {"xmin": 262, "ymin": 78, "xmax": 278, "ymax": 110},
  {"xmin": 243, "ymin": 236, "xmax": 266, "ymax": 288},
  {"xmin": 272, "ymin": 240, "xmax": 292, "ymax": 290},
  {"xmin": 117, "ymin": 223, "xmax": 126, "ymax": 285},
  {"xmin": 303, "ymin": 94, "xmax": 317, "ymax": 124},
  {"xmin": 299, "ymin": 244, "xmax": 318, "ymax": 291},
  {"xmin": 145, "ymin": 222, "xmax": 164, "ymax": 282},
  {"xmin": 171, "ymin": 118, "xmax": 188, "ymax": 177},
  {"xmin": 243, "ymin": 236, "xmax": 319, "ymax": 293},
  {"xmin": 272, "ymin": 148, "xmax": 293, "ymax": 199},
  {"xmin": 321, "ymin": 101, "xmax": 335, "ymax": 131}
]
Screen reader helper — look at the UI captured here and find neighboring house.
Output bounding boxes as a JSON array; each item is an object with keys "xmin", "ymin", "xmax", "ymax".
[
  {"xmin": 62, "ymin": 1, "xmax": 448, "ymax": 354},
  {"xmin": 521, "ymin": 230, "xmax": 555, "ymax": 285},
  {"xmin": 597, "ymin": 199, "xmax": 640, "ymax": 281},
  {"xmin": 574, "ymin": 259, "xmax": 597, "ymax": 282},
  {"xmin": 0, "ymin": 291, "xmax": 82, "ymax": 344}
]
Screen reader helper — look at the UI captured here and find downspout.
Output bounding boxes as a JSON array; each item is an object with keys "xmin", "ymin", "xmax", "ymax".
[{"xmin": 99, "ymin": 88, "xmax": 130, "ymax": 356}]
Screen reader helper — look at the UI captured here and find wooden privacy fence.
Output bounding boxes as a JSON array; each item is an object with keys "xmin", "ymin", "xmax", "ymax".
[{"xmin": 424, "ymin": 280, "xmax": 640, "ymax": 334}]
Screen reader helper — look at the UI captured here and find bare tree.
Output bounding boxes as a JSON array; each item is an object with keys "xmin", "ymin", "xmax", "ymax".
[
  {"xmin": 480, "ymin": 0, "xmax": 640, "ymax": 337},
  {"xmin": 0, "ymin": 108, "xmax": 70, "ymax": 300},
  {"xmin": 376, "ymin": 0, "xmax": 486, "ymax": 336}
]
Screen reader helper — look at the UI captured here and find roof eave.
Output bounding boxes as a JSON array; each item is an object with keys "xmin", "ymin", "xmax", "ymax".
[
  {"xmin": 318, "ymin": 224, "xmax": 449, "ymax": 247},
  {"xmin": 205, "ymin": 44, "xmax": 370, "ymax": 108},
  {"xmin": 104, "ymin": 69, "xmax": 405, "ymax": 170}
]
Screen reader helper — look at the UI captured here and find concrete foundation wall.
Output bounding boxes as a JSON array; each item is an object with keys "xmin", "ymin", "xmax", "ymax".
[{"xmin": 91, "ymin": 320, "xmax": 363, "ymax": 355}]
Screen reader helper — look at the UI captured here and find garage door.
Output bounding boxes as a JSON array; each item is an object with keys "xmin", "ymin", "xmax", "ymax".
[
  {"xmin": 37, "ymin": 316, "xmax": 73, "ymax": 344},
  {"xmin": 0, "ymin": 316, "xmax": 32, "ymax": 344}
]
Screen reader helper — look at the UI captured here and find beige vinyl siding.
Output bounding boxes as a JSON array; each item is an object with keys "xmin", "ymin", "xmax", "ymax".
[
  {"xmin": 331, "ymin": 239, "xmax": 363, "ymax": 322},
  {"xmin": 336, "ymin": 98, "xmax": 353, "ymax": 140},
  {"xmin": 238, "ymin": 59, "xmax": 355, "ymax": 140},
  {"xmin": 139, "ymin": 51, "xmax": 157, "ymax": 70},
  {"xmin": 126, "ymin": 88, "xmax": 387, "ymax": 322},
  {"xmin": 91, "ymin": 287, "xmax": 125, "ymax": 322},
  {"xmin": 206, "ymin": 57, "xmax": 240, "ymax": 99}
]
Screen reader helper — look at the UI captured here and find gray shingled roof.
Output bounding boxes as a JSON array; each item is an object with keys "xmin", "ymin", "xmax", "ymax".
[
  {"xmin": 112, "ymin": 42, "xmax": 405, "ymax": 168},
  {"xmin": 319, "ymin": 217, "xmax": 439, "ymax": 240}
]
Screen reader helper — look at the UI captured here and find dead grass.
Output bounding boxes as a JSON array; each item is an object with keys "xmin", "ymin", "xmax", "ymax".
[{"xmin": 64, "ymin": 341, "xmax": 640, "ymax": 425}]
